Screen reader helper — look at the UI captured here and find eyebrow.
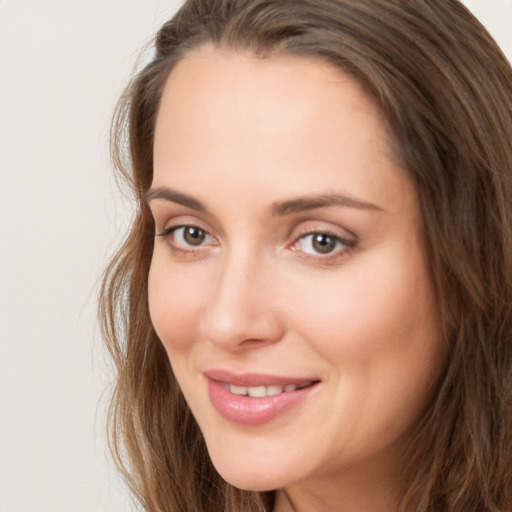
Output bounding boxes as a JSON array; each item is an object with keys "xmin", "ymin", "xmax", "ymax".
[
  {"xmin": 146, "ymin": 187, "xmax": 208, "ymax": 212},
  {"xmin": 146, "ymin": 187, "xmax": 383, "ymax": 215},
  {"xmin": 269, "ymin": 193, "xmax": 383, "ymax": 216}
]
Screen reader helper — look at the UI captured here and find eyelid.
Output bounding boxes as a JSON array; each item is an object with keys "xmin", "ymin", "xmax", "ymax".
[
  {"xmin": 165, "ymin": 226, "xmax": 215, "ymax": 247},
  {"xmin": 287, "ymin": 224, "xmax": 358, "ymax": 263},
  {"xmin": 153, "ymin": 214, "xmax": 214, "ymax": 237},
  {"xmin": 153, "ymin": 215, "xmax": 357, "ymax": 263},
  {"xmin": 289, "ymin": 221, "xmax": 356, "ymax": 244},
  {"xmin": 292, "ymin": 230, "xmax": 355, "ymax": 249},
  {"xmin": 154, "ymin": 216, "xmax": 219, "ymax": 255}
]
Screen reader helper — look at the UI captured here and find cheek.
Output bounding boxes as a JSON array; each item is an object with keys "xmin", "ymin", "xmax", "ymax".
[
  {"xmin": 147, "ymin": 254, "xmax": 206, "ymax": 353},
  {"xmin": 283, "ymin": 249, "xmax": 445, "ymax": 452},
  {"xmin": 284, "ymin": 246, "xmax": 444, "ymax": 391}
]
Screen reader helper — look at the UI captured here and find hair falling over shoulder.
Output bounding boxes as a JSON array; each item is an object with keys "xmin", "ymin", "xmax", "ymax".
[{"xmin": 99, "ymin": 1, "xmax": 512, "ymax": 510}]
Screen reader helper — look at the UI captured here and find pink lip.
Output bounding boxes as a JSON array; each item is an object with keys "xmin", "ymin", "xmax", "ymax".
[
  {"xmin": 205, "ymin": 369, "xmax": 320, "ymax": 426},
  {"xmin": 205, "ymin": 368, "xmax": 316, "ymax": 387}
]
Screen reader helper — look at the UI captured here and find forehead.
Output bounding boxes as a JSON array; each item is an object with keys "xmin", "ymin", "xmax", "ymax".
[
  {"xmin": 152, "ymin": 49, "xmax": 413, "ymax": 215},
  {"xmin": 154, "ymin": 49, "xmax": 393, "ymax": 156}
]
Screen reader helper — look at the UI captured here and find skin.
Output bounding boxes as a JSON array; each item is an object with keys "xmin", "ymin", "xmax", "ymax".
[{"xmin": 148, "ymin": 49, "xmax": 447, "ymax": 512}]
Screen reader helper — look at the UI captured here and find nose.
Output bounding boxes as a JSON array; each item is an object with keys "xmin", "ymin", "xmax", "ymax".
[{"xmin": 199, "ymin": 251, "xmax": 285, "ymax": 350}]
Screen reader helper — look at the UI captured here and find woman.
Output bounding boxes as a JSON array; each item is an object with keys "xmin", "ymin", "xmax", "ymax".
[{"xmin": 100, "ymin": 0, "xmax": 512, "ymax": 510}]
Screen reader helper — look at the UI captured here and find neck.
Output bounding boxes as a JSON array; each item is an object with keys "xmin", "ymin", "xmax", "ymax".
[{"xmin": 272, "ymin": 455, "xmax": 404, "ymax": 512}]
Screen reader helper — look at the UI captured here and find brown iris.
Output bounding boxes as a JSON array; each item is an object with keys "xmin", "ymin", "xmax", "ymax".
[
  {"xmin": 311, "ymin": 233, "xmax": 338, "ymax": 254},
  {"xmin": 183, "ymin": 227, "xmax": 207, "ymax": 246}
]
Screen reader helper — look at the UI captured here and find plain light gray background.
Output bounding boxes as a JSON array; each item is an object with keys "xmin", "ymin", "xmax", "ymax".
[{"xmin": 0, "ymin": 1, "xmax": 510, "ymax": 511}]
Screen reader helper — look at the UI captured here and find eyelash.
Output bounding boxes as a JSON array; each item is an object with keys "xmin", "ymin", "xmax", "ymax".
[
  {"xmin": 156, "ymin": 225, "xmax": 215, "ymax": 255},
  {"xmin": 155, "ymin": 224, "xmax": 356, "ymax": 262},
  {"xmin": 290, "ymin": 229, "xmax": 356, "ymax": 263}
]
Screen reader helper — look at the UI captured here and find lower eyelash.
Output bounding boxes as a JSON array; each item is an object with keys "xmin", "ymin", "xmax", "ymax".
[
  {"xmin": 154, "ymin": 225, "xmax": 214, "ymax": 257},
  {"xmin": 298, "ymin": 230, "xmax": 355, "ymax": 247},
  {"xmin": 154, "ymin": 225, "xmax": 356, "ymax": 263},
  {"xmin": 155, "ymin": 226, "xmax": 174, "ymax": 238},
  {"xmin": 293, "ymin": 231, "xmax": 357, "ymax": 262}
]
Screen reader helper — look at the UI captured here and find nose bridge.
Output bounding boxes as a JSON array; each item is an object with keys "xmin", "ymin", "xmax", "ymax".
[{"xmin": 200, "ymin": 243, "xmax": 282, "ymax": 349}]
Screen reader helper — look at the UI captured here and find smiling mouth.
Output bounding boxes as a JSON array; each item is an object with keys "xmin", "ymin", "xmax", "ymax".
[
  {"xmin": 206, "ymin": 373, "xmax": 320, "ymax": 424},
  {"xmin": 221, "ymin": 381, "xmax": 316, "ymax": 397}
]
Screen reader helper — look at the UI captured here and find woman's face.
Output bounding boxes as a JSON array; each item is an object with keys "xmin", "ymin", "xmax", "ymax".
[{"xmin": 148, "ymin": 49, "xmax": 446, "ymax": 499}]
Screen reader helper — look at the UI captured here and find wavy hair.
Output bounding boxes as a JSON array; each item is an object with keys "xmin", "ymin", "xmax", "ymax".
[{"xmin": 100, "ymin": 1, "xmax": 512, "ymax": 510}]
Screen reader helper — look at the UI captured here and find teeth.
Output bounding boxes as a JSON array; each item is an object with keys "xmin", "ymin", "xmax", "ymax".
[
  {"xmin": 230, "ymin": 385, "xmax": 247, "ymax": 395},
  {"xmin": 248, "ymin": 386, "xmax": 266, "ymax": 398},
  {"xmin": 228, "ymin": 382, "xmax": 311, "ymax": 397},
  {"xmin": 266, "ymin": 385, "xmax": 283, "ymax": 396}
]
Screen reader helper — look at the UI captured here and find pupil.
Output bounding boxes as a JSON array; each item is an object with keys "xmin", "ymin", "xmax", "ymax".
[
  {"xmin": 312, "ymin": 234, "xmax": 336, "ymax": 254},
  {"xmin": 184, "ymin": 227, "xmax": 206, "ymax": 245}
]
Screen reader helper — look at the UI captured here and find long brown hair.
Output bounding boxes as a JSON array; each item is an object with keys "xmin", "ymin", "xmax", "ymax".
[{"xmin": 100, "ymin": 1, "xmax": 512, "ymax": 510}]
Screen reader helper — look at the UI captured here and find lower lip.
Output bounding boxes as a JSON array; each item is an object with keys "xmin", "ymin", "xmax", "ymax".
[{"xmin": 207, "ymin": 378, "xmax": 318, "ymax": 426}]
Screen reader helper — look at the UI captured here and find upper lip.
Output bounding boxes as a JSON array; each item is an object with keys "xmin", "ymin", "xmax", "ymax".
[{"xmin": 205, "ymin": 368, "xmax": 319, "ymax": 387}]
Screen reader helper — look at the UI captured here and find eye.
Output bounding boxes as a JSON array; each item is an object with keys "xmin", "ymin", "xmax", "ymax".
[
  {"xmin": 156, "ymin": 225, "xmax": 215, "ymax": 250},
  {"xmin": 294, "ymin": 232, "xmax": 353, "ymax": 257},
  {"xmin": 174, "ymin": 226, "xmax": 209, "ymax": 246}
]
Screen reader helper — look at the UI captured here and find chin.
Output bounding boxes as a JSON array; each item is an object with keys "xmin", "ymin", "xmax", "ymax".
[
  {"xmin": 221, "ymin": 474, "xmax": 277, "ymax": 492},
  {"xmin": 207, "ymin": 448, "xmax": 297, "ymax": 492},
  {"xmin": 216, "ymin": 469, "xmax": 284, "ymax": 492}
]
